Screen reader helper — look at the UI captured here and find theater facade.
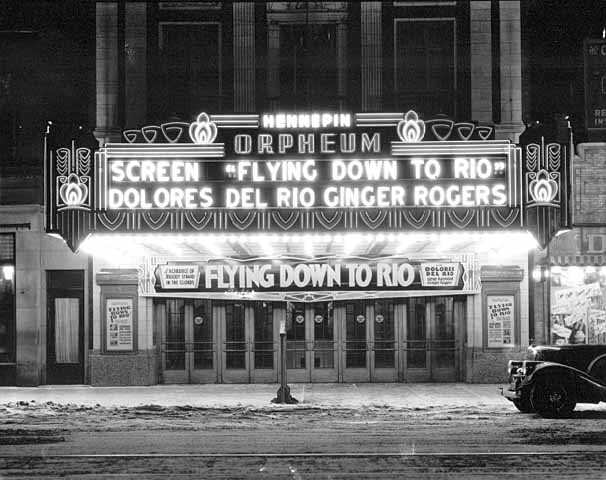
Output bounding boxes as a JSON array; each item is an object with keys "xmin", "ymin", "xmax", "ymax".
[{"xmin": 44, "ymin": 109, "xmax": 570, "ymax": 385}]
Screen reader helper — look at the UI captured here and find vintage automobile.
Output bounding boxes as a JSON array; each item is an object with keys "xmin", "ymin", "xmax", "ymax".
[{"xmin": 502, "ymin": 344, "xmax": 606, "ymax": 417}]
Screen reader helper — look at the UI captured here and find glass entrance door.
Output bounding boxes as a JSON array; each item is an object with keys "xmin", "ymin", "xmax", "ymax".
[
  {"xmin": 161, "ymin": 299, "xmax": 279, "ymax": 384},
  {"xmin": 189, "ymin": 300, "xmax": 216, "ymax": 383},
  {"xmin": 404, "ymin": 296, "xmax": 463, "ymax": 382},
  {"xmin": 341, "ymin": 301, "xmax": 370, "ymax": 382},
  {"xmin": 429, "ymin": 297, "xmax": 459, "ymax": 382},
  {"xmin": 221, "ymin": 301, "xmax": 249, "ymax": 383},
  {"xmin": 162, "ymin": 299, "xmax": 217, "ymax": 384},
  {"xmin": 311, "ymin": 302, "xmax": 338, "ymax": 382},
  {"xmin": 251, "ymin": 301, "xmax": 278, "ymax": 382},
  {"xmin": 285, "ymin": 302, "xmax": 310, "ymax": 382},
  {"xmin": 219, "ymin": 301, "xmax": 279, "ymax": 383},
  {"xmin": 370, "ymin": 300, "xmax": 399, "ymax": 382},
  {"xmin": 285, "ymin": 302, "xmax": 339, "ymax": 382}
]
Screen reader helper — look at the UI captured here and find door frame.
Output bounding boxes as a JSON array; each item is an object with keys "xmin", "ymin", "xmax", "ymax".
[
  {"xmin": 427, "ymin": 297, "xmax": 459, "ymax": 382},
  {"xmin": 189, "ymin": 300, "xmax": 219, "ymax": 383},
  {"xmin": 160, "ymin": 299, "xmax": 189, "ymax": 384},
  {"xmin": 285, "ymin": 302, "xmax": 312, "ymax": 382},
  {"xmin": 310, "ymin": 302, "xmax": 339, "ymax": 383},
  {"xmin": 370, "ymin": 300, "xmax": 400, "ymax": 382},
  {"xmin": 46, "ymin": 270, "xmax": 85, "ymax": 385},
  {"xmin": 340, "ymin": 301, "xmax": 371, "ymax": 382},
  {"xmin": 403, "ymin": 295, "xmax": 466, "ymax": 382},
  {"xmin": 250, "ymin": 301, "xmax": 279, "ymax": 383},
  {"xmin": 218, "ymin": 301, "xmax": 249, "ymax": 383}
]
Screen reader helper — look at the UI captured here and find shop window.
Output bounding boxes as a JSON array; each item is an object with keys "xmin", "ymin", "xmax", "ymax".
[
  {"xmin": 550, "ymin": 266, "xmax": 606, "ymax": 345},
  {"xmin": 279, "ymin": 23, "xmax": 338, "ymax": 109},
  {"xmin": 586, "ymin": 235, "xmax": 606, "ymax": 254},
  {"xmin": 394, "ymin": 19, "xmax": 456, "ymax": 117},
  {"xmin": 153, "ymin": 22, "xmax": 222, "ymax": 121},
  {"xmin": 0, "ymin": 234, "xmax": 15, "ymax": 364}
]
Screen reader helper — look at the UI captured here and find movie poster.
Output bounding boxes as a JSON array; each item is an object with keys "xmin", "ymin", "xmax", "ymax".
[
  {"xmin": 487, "ymin": 295, "xmax": 514, "ymax": 347},
  {"xmin": 106, "ymin": 298, "xmax": 134, "ymax": 351}
]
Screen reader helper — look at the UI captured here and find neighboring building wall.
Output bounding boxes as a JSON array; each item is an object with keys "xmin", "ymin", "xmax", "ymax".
[
  {"xmin": 573, "ymin": 143, "xmax": 606, "ymax": 226},
  {"xmin": 0, "ymin": 206, "xmax": 89, "ymax": 386}
]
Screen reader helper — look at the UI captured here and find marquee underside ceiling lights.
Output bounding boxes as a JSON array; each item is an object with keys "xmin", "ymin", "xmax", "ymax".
[{"xmin": 78, "ymin": 231, "xmax": 537, "ymax": 265}]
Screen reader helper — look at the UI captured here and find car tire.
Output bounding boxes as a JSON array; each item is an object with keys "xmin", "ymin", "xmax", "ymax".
[
  {"xmin": 512, "ymin": 390, "xmax": 534, "ymax": 413},
  {"xmin": 530, "ymin": 376, "xmax": 576, "ymax": 418}
]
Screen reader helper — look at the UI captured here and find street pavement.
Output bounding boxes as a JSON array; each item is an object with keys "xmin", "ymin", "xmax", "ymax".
[
  {"xmin": 0, "ymin": 382, "xmax": 507, "ymax": 408},
  {"xmin": 3, "ymin": 382, "xmax": 606, "ymax": 478}
]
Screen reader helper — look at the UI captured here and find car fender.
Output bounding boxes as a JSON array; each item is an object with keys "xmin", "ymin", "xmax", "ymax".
[
  {"xmin": 524, "ymin": 362, "xmax": 606, "ymax": 403},
  {"xmin": 524, "ymin": 362, "xmax": 577, "ymax": 385}
]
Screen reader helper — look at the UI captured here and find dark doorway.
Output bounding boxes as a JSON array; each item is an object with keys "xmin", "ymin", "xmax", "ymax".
[{"xmin": 46, "ymin": 270, "xmax": 84, "ymax": 384}]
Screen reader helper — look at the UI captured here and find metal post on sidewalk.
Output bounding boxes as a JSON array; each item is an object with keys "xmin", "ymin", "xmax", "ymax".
[
  {"xmin": 272, "ymin": 303, "xmax": 297, "ymax": 404},
  {"xmin": 280, "ymin": 324, "xmax": 287, "ymax": 404}
]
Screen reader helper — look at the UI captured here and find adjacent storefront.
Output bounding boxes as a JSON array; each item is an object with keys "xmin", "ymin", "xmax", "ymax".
[{"xmin": 44, "ymin": 110, "xmax": 570, "ymax": 385}]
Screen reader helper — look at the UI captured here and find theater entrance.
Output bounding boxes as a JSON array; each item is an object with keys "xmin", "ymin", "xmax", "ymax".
[
  {"xmin": 159, "ymin": 296, "xmax": 465, "ymax": 384},
  {"xmin": 405, "ymin": 296, "xmax": 464, "ymax": 382},
  {"xmin": 285, "ymin": 302, "xmax": 339, "ymax": 382},
  {"xmin": 160, "ymin": 299, "xmax": 279, "ymax": 384}
]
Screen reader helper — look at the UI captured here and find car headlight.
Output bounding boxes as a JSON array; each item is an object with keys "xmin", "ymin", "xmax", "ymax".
[{"xmin": 519, "ymin": 362, "xmax": 537, "ymax": 376}]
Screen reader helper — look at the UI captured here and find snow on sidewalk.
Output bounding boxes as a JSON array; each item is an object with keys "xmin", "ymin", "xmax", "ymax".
[{"xmin": 0, "ymin": 383, "xmax": 506, "ymax": 409}]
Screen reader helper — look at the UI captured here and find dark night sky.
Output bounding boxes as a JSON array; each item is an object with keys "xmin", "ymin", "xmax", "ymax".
[
  {"xmin": 523, "ymin": 0, "xmax": 606, "ymax": 137},
  {"xmin": 0, "ymin": 1, "xmax": 605, "ymax": 143}
]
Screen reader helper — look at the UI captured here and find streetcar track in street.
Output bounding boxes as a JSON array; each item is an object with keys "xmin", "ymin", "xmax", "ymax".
[{"xmin": 1, "ymin": 450, "xmax": 606, "ymax": 458}]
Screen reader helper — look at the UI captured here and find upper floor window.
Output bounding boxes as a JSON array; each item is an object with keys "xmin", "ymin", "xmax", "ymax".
[
  {"xmin": 152, "ymin": 22, "xmax": 222, "ymax": 121},
  {"xmin": 394, "ymin": 18, "xmax": 456, "ymax": 117},
  {"xmin": 279, "ymin": 23, "xmax": 338, "ymax": 110}
]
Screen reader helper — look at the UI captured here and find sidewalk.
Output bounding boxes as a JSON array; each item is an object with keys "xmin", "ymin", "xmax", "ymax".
[{"xmin": 0, "ymin": 383, "xmax": 507, "ymax": 409}]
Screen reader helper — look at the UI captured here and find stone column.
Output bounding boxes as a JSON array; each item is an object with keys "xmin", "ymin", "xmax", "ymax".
[
  {"xmin": 361, "ymin": 2, "xmax": 382, "ymax": 111},
  {"xmin": 95, "ymin": 2, "xmax": 121, "ymax": 147},
  {"xmin": 336, "ymin": 22, "xmax": 348, "ymax": 111},
  {"xmin": 125, "ymin": 2, "xmax": 147, "ymax": 128},
  {"xmin": 495, "ymin": 1, "xmax": 524, "ymax": 142},
  {"xmin": 470, "ymin": 1, "xmax": 492, "ymax": 123},
  {"xmin": 234, "ymin": 2, "xmax": 256, "ymax": 112},
  {"xmin": 266, "ymin": 22, "xmax": 280, "ymax": 110}
]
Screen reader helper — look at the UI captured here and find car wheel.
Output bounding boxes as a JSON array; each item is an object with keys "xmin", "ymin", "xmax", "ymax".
[
  {"xmin": 512, "ymin": 390, "xmax": 534, "ymax": 413},
  {"xmin": 530, "ymin": 377, "xmax": 576, "ymax": 418}
]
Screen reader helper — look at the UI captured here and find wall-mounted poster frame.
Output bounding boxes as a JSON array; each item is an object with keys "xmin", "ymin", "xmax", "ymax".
[
  {"xmin": 481, "ymin": 266, "xmax": 523, "ymax": 349},
  {"xmin": 485, "ymin": 295, "xmax": 515, "ymax": 348},
  {"xmin": 102, "ymin": 295, "xmax": 138, "ymax": 354}
]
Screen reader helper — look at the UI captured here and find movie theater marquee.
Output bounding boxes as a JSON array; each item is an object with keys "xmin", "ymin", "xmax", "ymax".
[{"xmin": 98, "ymin": 110, "xmax": 520, "ymax": 213}]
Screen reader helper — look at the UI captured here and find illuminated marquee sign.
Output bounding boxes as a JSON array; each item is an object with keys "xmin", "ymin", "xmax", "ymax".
[
  {"xmin": 96, "ymin": 110, "xmax": 520, "ymax": 212},
  {"xmin": 153, "ymin": 259, "xmax": 464, "ymax": 293}
]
